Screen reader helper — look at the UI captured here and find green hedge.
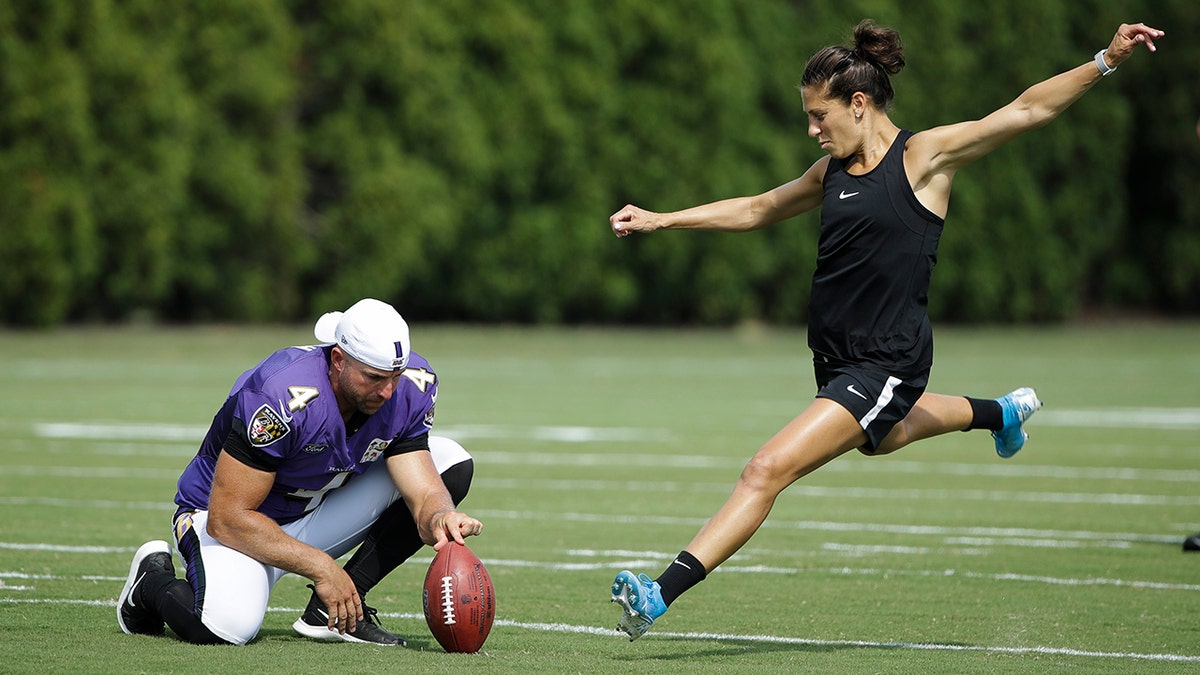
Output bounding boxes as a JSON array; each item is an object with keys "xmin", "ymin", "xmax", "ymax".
[{"xmin": 1, "ymin": 0, "xmax": 1196, "ymax": 326}]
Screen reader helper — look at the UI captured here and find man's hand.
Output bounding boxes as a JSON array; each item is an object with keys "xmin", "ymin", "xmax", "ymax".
[
  {"xmin": 311, "ymin": 555, "xmax": 363, "ymax": 634},
  {"xmin": 385, "ymin": 451, "xmax": 484, "ymax": 551},
  {"xmin": 429, "ymin": 509, "xmax": 485, "ymax": 551}
]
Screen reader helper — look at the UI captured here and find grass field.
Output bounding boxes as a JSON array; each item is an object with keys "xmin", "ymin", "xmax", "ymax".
[{"xmin": 2, "ymin": 322, "xmax": 1198, "ymax": 673}]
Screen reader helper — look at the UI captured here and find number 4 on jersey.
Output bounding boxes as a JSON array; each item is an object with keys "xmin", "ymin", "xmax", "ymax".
[
  {"xmin": 288, "ymin": 471, "xmax": 350, "ymax": 513},
  {"xmin": 285, "ymin": 386, "xmax": 320, "ymax": 412},
  {"xmin": 402, "ymin": 368, "xmax": 436, "ymax": 393}
]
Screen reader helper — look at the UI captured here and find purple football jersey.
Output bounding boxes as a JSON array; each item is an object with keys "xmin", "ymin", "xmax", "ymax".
[{"xmin": 175, "ymin": 345, "xmax": 438, "ymax": 523}]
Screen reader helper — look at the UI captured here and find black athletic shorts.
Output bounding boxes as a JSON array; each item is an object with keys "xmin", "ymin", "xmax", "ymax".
[{"xmin": 813, "ymin": 357, "xmax": 929, "ymax": 453}]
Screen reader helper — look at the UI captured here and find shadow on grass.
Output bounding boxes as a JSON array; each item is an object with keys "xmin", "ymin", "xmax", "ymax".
[
  {"xmin": 255, "ymin": 627, "xmax": 444, "ymax": 652},
  {"xmin": 610, "ymin": 634, "xmax": 974, "ymax": 661}
]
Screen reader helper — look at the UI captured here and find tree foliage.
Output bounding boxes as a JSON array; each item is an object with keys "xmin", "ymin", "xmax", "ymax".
[{"xmin": 0, "ymin": 0, "xmax": 1195, "ymax": 326}]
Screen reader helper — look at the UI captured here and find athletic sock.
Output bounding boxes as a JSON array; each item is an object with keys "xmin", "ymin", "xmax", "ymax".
[
  {"xmin": 654, "ymin": 550, "xmax": 707, "ymax": 607},
  {"xmin": 343, "ymin": 498, "xmax": 428, "ymax": 598},
  {"xmin": 143, "ymin": 574, "xmax": 226, "ymax": 644},
  {"xmin": 964, "ymin": 397, "xmax": 1004, "ymax": 431}
]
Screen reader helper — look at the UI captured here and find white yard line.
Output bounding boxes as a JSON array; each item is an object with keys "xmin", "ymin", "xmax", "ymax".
[
  {"xmin": 29, "ymin": 408, "xmax": 1200, "ymax": 446},
  {"xmin": 5, "ymin": 540, "xmax": 1198, "ymax": 592},
  {"xmin": 6, "ymin": 462, "xmax": 1197, "ymax": 510},
  {"xmin": 19, "ymin": 420, "xmax": 1200, "ymax": 485}
]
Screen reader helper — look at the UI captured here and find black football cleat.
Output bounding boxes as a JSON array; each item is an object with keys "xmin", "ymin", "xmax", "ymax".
[
  {"xmin": 1184, "ymin": 533, "xmax": 1200, "ymax": 552},
  {"xmin": 117, "ymin": 540, "xmax": 175, "ymax": 635},
  {"xmin": 292, "ymin": 584, "xmax": 406, "ymax": 646}
]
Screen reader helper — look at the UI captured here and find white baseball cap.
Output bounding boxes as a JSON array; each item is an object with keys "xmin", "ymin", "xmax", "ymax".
[{"xmin": 313, "ymin": 298, "xmax": 410, "ymax": 371}]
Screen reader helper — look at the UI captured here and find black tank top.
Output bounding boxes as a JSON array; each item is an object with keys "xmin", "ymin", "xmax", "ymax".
[{"xmin": 808, "ymin": 130, "xmax": 944, "ymax": 373}]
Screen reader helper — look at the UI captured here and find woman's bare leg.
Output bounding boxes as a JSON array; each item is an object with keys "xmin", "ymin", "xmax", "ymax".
[
  {"xmin": 685, "ymin": 398, "xmax": 867, "ymax": 571},
  {"xmin": 871, "ymin": 392, "xmax": 973, "ymax": 455}
]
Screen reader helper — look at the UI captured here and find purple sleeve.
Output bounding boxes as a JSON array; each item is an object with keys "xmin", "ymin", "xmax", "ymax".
[{"xmin": 234, "ymin": 388, "xmax": 295, "ymax": 462}]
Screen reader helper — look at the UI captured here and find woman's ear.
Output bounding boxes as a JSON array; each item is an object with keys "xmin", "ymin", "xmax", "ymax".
[{"xmin": 851, "ymin": 91, "xmax": 870, "ymax": 119}]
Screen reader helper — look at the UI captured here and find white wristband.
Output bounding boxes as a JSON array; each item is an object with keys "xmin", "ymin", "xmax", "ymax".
[{"xmin": 1094, "ymin": 49, "xmax": 1117, "ymax": 76}]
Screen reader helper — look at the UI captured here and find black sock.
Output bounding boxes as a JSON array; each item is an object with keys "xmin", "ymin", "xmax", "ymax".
[
  {"xmin": 342, "ymin": 499, "xmax": 426, "ymax": 599},
  {"xmin": 141, "ymin": 573, "xmax": 227, "ymax": 645},
  {"xmin": 343, "ymin": 459, "xmax": 474, "ymax": 598},
  {"xmin": 964, "ymin": 397, "xmax": 1003, "ymax": 431},
  {"xmin": 654, "ymin": 550, "xmax": 707, "ymax": 606}
]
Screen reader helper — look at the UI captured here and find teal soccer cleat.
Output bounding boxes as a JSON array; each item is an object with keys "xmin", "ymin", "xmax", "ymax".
[
  {"xmin": 611, "ymin": 571, "xmax": 667, "ymax": 641},
  {"xmin": 992, "ymin": 387, "xmax": 1042, "ymax": 458}
]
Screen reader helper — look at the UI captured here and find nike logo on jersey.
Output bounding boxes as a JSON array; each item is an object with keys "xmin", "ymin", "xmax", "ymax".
[
  {"xmin": 847, "ymin": 384, "xmax": 869, "ymax": 401},
  {"xmin": 838, "ymin": 190, "xmax": 860, "ymax": 200}
]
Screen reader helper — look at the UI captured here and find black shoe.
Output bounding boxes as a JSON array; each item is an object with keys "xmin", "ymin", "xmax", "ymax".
[
  {"xmin": 292, "ymin": 584, "xmax": 406, "ymax": 646},
  {"xmin": 1185, "ymin": 533, "xmax": 1200, "ymax": 552},
  {"xmin": 117, "ymin": 540, "xmax": 174, "ymax": 635}
]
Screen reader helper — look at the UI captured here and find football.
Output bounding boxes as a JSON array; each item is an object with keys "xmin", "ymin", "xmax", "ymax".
[{"xmin": 422, "ymin": 542, "xmax": 496, "ymax": 653}]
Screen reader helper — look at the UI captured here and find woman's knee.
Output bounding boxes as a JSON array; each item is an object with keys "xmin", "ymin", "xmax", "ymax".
[{"xmin": 737, "ymin": 452, "xmax": 795, "ymax": 494}]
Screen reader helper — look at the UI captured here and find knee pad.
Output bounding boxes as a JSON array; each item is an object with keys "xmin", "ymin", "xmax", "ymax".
[
  {"xmin": 441, "ymin": 459, "xmax": 473, "ymax": 506},
  {"xmin": 429, "ymin": 436, "xmax": 473, "ymax": 505}
]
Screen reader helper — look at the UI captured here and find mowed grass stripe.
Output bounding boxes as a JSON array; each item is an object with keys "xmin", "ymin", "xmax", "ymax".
[
  {"xmin": 10, "ymin": 424, "xmax": 1200, "ymax": 484},
  {"xmin": 0, "ymin": 500, "xmax": 1182, "ymax": 542},
  {"xmin": 3, "ymin": 466, "xmax": 1196, "ymax": 507},
  {"xmin": 11, "ymin": 560, "xmax": 1200, "ymax": 592},
  {"xmin": 25, "ymin": 410, "xmax": 1200, "ymax": 439}
]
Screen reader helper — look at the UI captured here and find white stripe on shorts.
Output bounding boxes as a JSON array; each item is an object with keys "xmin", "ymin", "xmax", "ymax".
[{"xmin": 858, "ymin": 376, "xmax": 903, "ymax": 430}]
